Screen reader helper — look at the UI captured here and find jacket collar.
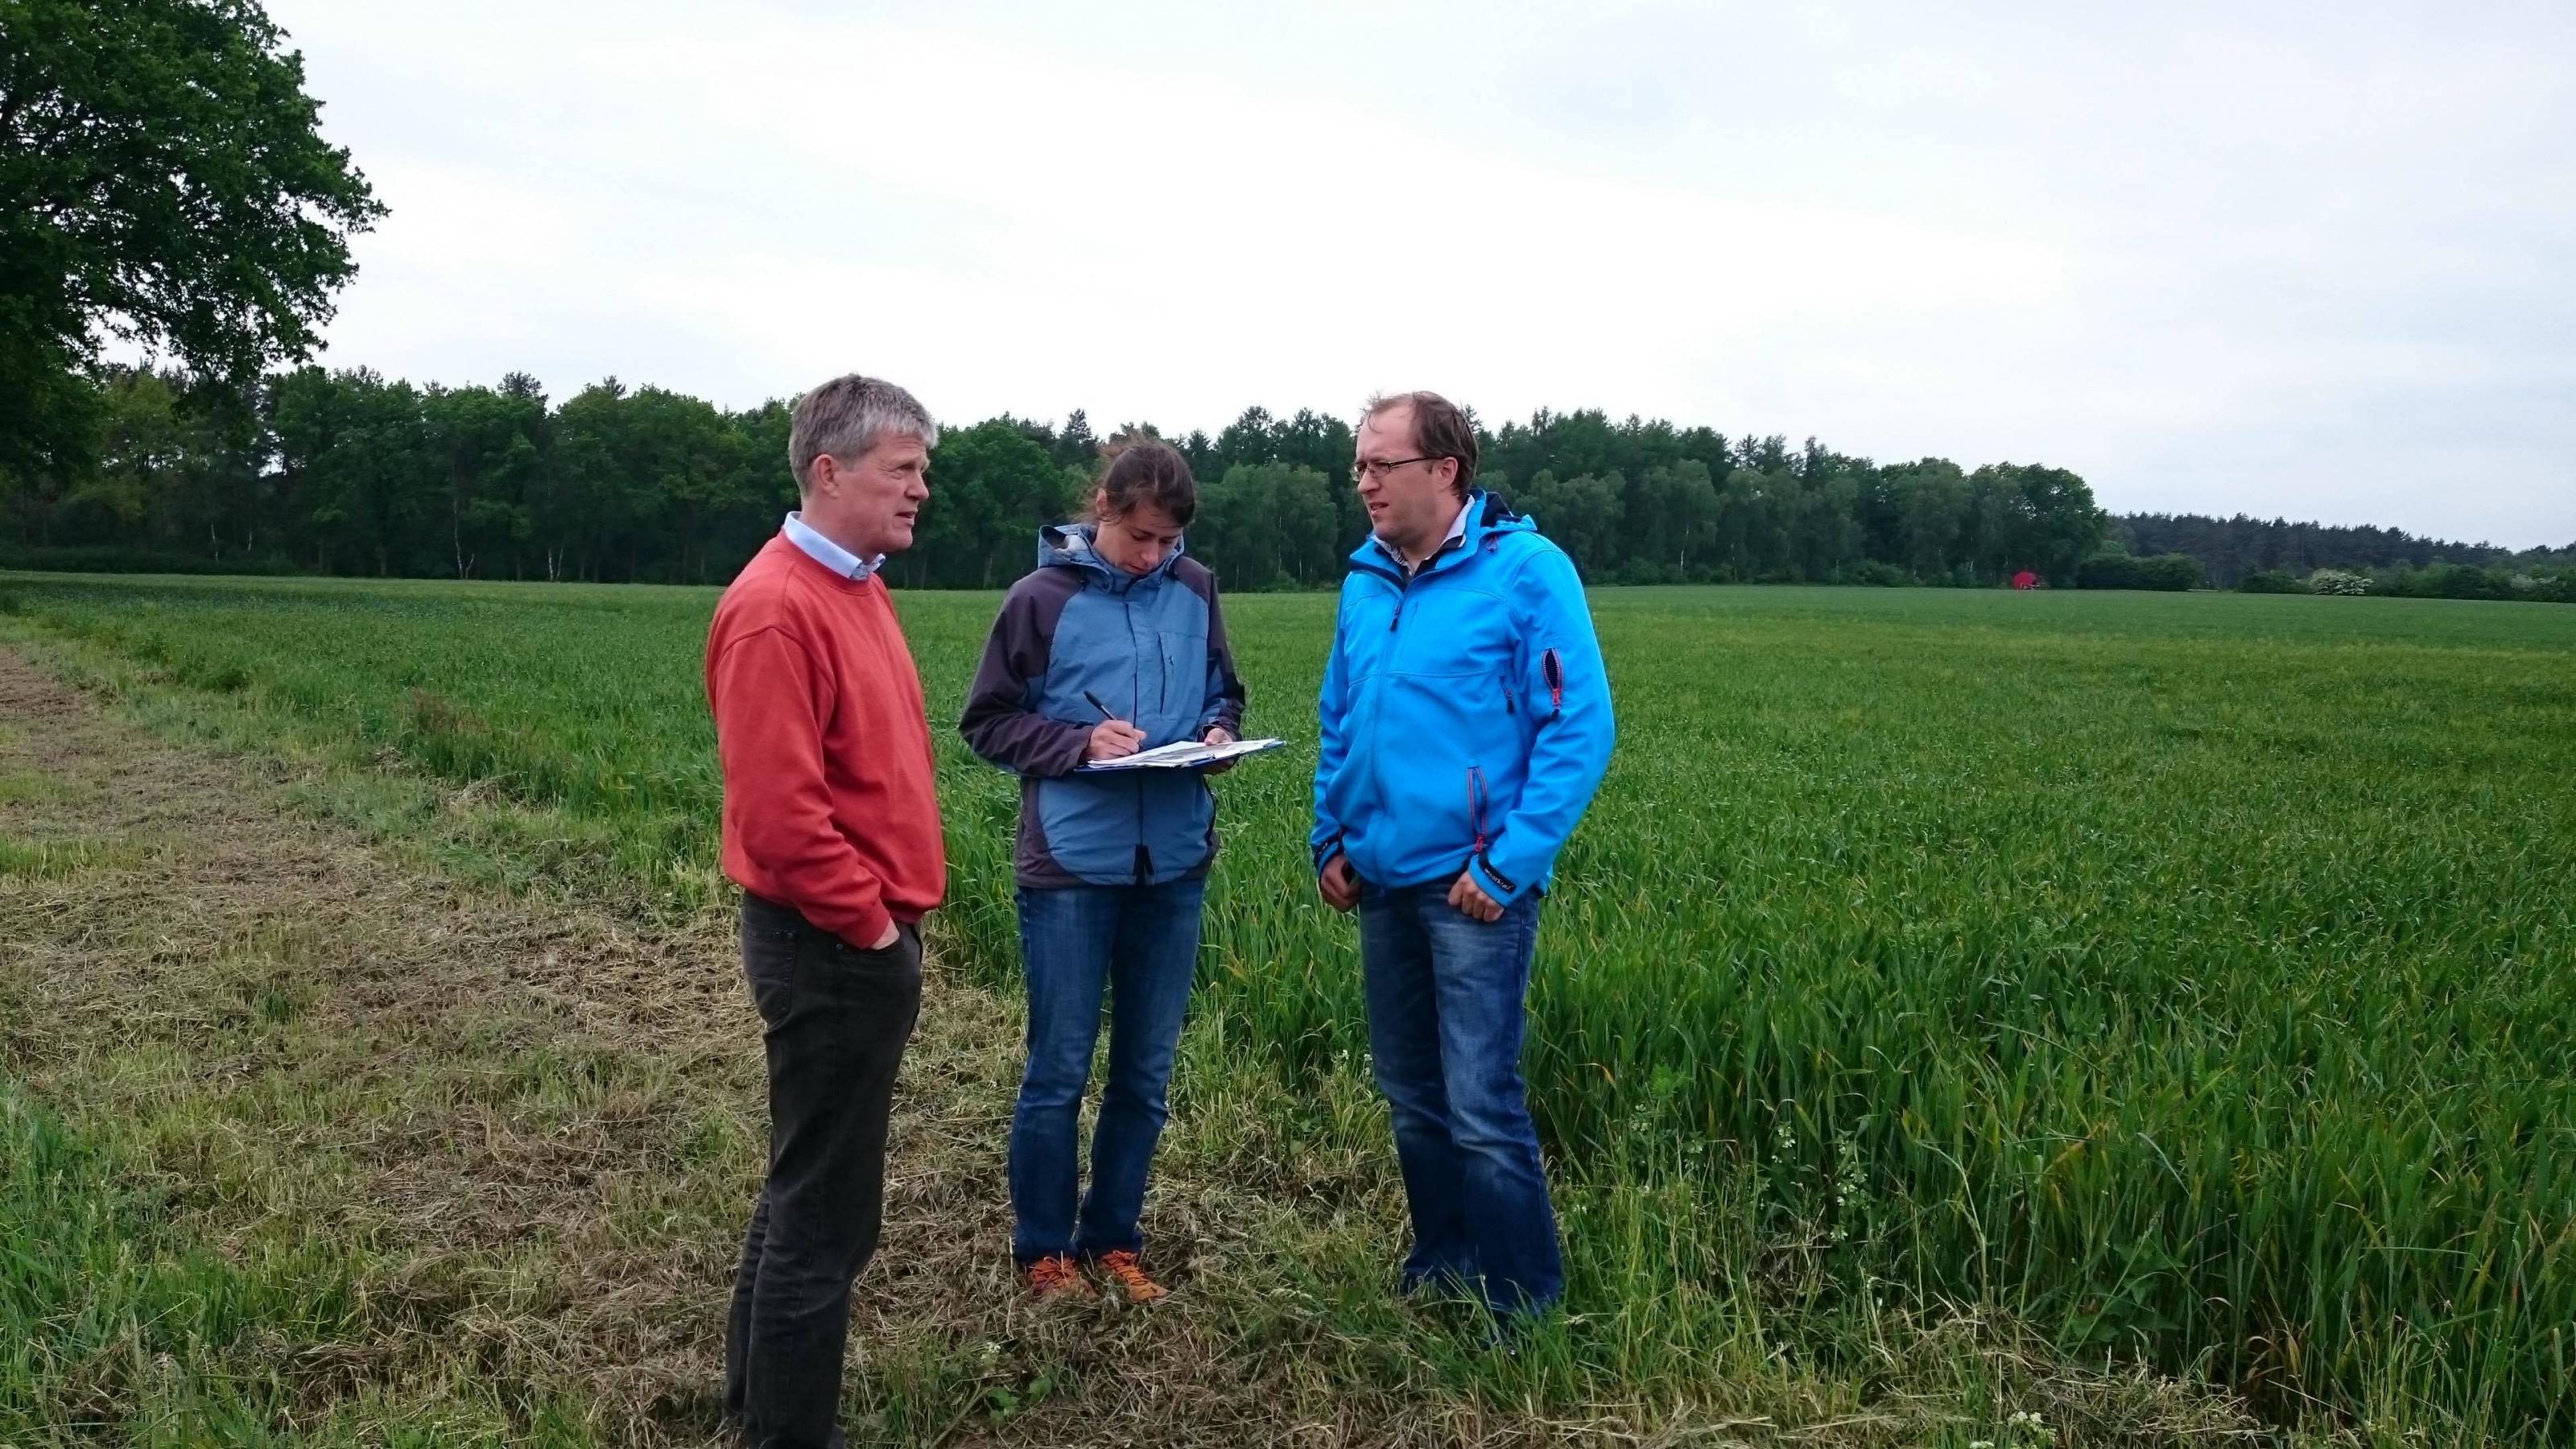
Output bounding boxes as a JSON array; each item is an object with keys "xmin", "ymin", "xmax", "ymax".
[
  {"xmin": 1039, "ymin": 522, "xmax": 1184, "ymax": 592},
  {"xmin": 1348, "ymin": 490, "xmax": 1528, "ymax": 581}
]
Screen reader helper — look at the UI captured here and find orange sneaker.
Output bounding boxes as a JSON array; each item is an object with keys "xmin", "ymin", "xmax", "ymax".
[
  {"xmin": 1092, "ymin": 1250, "xmax": 1168, "ymax": 1303},
  {"xmin": 1026, "ymin": 1253, "xmax": 1093, "ymax": 1301}
]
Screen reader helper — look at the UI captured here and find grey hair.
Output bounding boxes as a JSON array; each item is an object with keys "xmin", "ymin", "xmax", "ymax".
[{"xmin": 788, "ymin": 374, "xmax": 939, "ymax": 489}]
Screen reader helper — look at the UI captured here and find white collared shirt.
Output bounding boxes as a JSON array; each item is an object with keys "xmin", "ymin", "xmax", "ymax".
[
  {"xmin": 782, "ymin": 511, "xmax": 882, "ymax": 580},
  {"xmin": 1385, "ymin": 496, "xmax": 1472, "ymax": 576}
]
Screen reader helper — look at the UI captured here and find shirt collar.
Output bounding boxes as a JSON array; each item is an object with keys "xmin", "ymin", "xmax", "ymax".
[
  {"xmin": 1385, "ymin": 496, "xmax": 1472, "ymax": 575},
  {"xmin": 782, "ymin": 512, "xmax": 881, "ymax": 580}
]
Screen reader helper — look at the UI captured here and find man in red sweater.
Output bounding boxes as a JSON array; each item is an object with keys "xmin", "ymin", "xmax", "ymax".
[{"xmin": 706, "ymin": 373, "xmax": 944, "ymax": 1449}]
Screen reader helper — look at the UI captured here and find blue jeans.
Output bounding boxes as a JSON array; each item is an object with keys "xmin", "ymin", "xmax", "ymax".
[
  {"xmin": 1009, "ymin": 877, "xmax": 1207, "ymax": 1264},
  {"xmin": 1358, "ymin": 881, "xmax": 1563, "ymax": 1315}
]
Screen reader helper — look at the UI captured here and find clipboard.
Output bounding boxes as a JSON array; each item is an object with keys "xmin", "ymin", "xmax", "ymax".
[{"xmin": 1073, "ymin": 737, "xmax": 1288, "ymax": 773}]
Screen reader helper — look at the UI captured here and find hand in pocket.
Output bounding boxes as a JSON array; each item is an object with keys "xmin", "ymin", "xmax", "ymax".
[{"xmin": 1447, "ymin": 870, "xmax": 1504, "ymax": 923}]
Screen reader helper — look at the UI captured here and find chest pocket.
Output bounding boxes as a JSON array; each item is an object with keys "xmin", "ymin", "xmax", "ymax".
[
  {"xmin": 1155, "ymin": 624, "xmax": 1206, "ymax": 720},
  {"xmin": 1336, "ymin": 588, "xmax": 1397, "ymax": 683},
  {"xmin": 1385, "ymin": 583, "xmax": 1513, "ymax": 679}
]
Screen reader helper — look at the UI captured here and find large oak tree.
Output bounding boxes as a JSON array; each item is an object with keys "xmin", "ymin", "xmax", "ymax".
[{"xmin": 1, "ymin": 0, "xmax": 381, "ymax": 507}]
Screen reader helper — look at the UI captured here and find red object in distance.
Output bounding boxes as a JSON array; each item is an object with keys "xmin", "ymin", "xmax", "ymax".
[{"xmin": 2012, "ymin": 571, "xmax": 2039, "ymax": 590}]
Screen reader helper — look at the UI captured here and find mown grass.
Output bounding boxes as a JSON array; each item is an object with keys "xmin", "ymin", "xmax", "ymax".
[
  {"xmin": 1, "ymin": 1080, "xmax": 599, "ymax": 1446},
  {"xmin": 5, "ymin": 572, "xmax": 2573, "ymax": 1443}
]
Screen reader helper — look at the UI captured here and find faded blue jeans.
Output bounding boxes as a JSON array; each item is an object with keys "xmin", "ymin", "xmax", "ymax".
[
  {"xmin": 1358, "ymin": 880, "xmax": 1563, "ymax": 1315},
  {"xmin": 1009, "ymin": 877, "xmax": 1206, "ymax": 1265}
]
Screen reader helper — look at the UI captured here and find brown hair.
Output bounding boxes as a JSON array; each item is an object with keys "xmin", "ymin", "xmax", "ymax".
[
  {"xmin": 1089, "ymin": 434, "xmax": 1197, "ymax": 527},
  {"xmin": 1363, "ymin": 390, "xmax": 1478, "ymax": 499}
]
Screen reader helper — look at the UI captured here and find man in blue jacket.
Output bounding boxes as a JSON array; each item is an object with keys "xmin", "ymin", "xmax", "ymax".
[{"xmin": 1312, "ymin": 390, "xmax": 1616, "ymax": 1319}]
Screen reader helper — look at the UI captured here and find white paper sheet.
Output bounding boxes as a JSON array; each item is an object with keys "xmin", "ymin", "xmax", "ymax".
[{"xmin": 1074, "ymin": 737, "xmax": 1288, "ymax": 771}]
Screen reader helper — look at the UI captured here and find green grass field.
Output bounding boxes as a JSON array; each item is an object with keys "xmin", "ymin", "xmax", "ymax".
[{"xmin": 4, "ymin": 574, "xmax": 2573, "ymax": 1444}]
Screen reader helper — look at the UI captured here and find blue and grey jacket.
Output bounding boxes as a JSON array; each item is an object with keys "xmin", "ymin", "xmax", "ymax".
[
  {"xmin": 960, "ymin": 524, "xmax": 1246, "ymax": 888},
  {"xmin": 1311, "ymin": 492, "xmax": 1615, "ymax": 906}
]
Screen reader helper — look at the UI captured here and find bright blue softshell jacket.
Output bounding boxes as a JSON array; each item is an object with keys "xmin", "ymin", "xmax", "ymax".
[
  {"xmin": 960, "ymin": 525, "xmax": 1245, "ymax": 887},
  {"xmin": 1311, "ymin": 493, "xmax": 1615, "ymax": 906}
]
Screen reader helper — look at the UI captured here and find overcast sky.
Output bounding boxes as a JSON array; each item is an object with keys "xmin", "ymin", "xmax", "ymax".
[{"xmin": 264, "ymin": 0, "xmax": 2574, "ymax": 547}]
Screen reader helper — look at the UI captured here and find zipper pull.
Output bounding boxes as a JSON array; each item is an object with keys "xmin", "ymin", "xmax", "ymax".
[
  {"xmin": 1389, "ymin": 599, "xmax": 1402, "ymax": 631},
  {"xmin": 1505, "ymin": 686, "xmax": 1515, "ymax": 715}
]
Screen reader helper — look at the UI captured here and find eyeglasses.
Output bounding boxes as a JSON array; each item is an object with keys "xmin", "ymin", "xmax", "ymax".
[{"xmin": 1352, "ymin": 455, "xmax": 1441, "ymax": 481}]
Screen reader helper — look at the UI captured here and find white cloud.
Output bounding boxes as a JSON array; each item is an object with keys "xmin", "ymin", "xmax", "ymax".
[{"xmin": 268, "ymin": 0, "xmax": 2576, "ymax": 547}]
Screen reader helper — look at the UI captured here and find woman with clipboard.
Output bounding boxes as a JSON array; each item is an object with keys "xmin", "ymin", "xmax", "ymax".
[{"xmin": 959, "ymin": 437, "xmax": 1246, "ymax": 1304}]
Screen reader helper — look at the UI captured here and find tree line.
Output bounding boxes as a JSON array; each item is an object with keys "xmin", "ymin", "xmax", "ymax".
[
  {"xmin": 4, "ymin": 365, "xmax": 2567, "ymax": 597},
  {"xmin": 3, "ymin": 365, "xmax": 2112, "ymax": 591},
  {"xmin": 2112, "ymin": 512, "xmax": 2572, "ymax": 588}
]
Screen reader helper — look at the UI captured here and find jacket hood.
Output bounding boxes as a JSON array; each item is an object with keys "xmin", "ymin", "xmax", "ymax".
[
  {"xmin": 1039, "ymin": 522, "xmax": 1187, "ymax": 590},
  {"xmin": 1347, "ymin": 491, "xmax": 1534, "ymax": 576}
]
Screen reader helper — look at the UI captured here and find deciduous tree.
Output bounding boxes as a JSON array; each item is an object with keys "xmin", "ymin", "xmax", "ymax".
[{"xmin": 1, "ymin": 0, "xmax": 382, "ymax": 493}]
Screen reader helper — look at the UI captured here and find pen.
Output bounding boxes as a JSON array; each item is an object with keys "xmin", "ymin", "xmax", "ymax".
[{"xmin": 1084, "ymin": 690, "xmax": 1116, "ymax": 720}]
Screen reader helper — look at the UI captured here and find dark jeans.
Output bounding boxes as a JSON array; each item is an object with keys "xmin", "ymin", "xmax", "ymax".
[
  {"xmin": 724, "ymin": 894, "xmax": 923, "ymax": 1449},
  {"xmin": 1358, "ymin": 880, "xmax": 1563, "ymax": 1316},
  {"xmin": 1009, "ymin": 877, "xmax": 1206, "ymax": 1265}
]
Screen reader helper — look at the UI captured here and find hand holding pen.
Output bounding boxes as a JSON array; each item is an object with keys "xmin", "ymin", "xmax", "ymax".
[{"xmin": 1083, "ymin": 690, "xmax": 1146, "ymax": 762}]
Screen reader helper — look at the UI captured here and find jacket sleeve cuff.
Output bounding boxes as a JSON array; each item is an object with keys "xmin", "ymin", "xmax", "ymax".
[
  {"xmin": 1468, "ymin": 852, "xmax": 1530, "ymax": 906},
  {"xmin": 968, "ymin": 714, "xmax": 1096, "ymax": 778},
  {"xmin": 1311, "ymin": 830, "xmax": 1345, "ymax": 875},
  {"xmin": 1032, "ymin": 718, "xmax": 1100, "ymax": 777}
]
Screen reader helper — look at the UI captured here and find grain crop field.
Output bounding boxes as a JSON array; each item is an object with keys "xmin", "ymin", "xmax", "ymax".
[{"xmin": 4, "ymin": 574, "xmax": 2573, "ymax": 1446}]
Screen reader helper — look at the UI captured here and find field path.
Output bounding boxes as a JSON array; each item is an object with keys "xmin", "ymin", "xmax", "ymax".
[
  {"xmin": 0, "ymin": 643, "xmax": 810, "ymax": 1434},
  {"xmin": 0, "ymin": 645, "xmax": 1553, "ymax": 1446}
]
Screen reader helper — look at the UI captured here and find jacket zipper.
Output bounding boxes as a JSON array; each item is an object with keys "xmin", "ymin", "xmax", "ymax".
[
  {"xmin": 1349, "ymin": 524, "xmax": 1471, "ymax": 840},
  {"xmin": 1466, "ymin": 766, "xmax": 1514, "ymax": 892},
  {"xmin": 1127, "ymin": 586, "xmax": 1150, "ymax": 883}
]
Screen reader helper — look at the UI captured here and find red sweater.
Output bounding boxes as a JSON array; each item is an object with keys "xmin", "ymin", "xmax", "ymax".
[{"xmin": 704, "ymin": 535, "xmax": 945, "ymax": 947}]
